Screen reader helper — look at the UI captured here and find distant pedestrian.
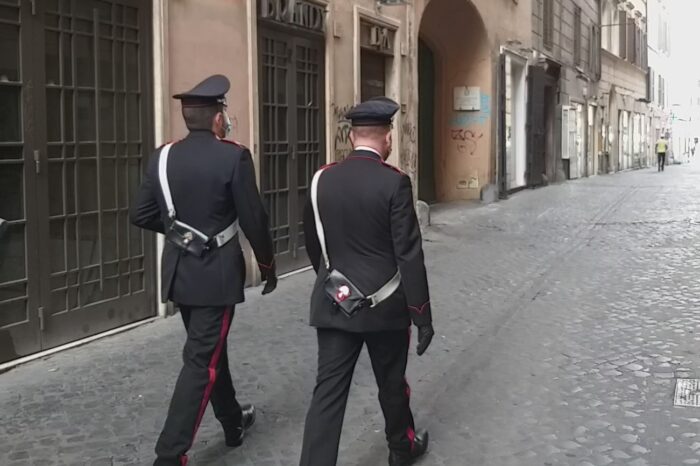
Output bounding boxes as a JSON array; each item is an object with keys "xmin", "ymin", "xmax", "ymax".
[
  {"xmin": 300, "ymin": 97, "xmax": 434, "ymax": 466},
  {"xmin": 130, "ymin": 74, "xmax": 277, "ymax": 466},
  {"xmin": 656, "ymin": 135, "xmax": 668, "ymax": 172}
]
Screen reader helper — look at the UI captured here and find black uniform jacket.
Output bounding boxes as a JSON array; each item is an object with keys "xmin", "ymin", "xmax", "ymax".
[
  {"xmin": 303, "ymin": 149, "xmax": 432, "ymax": 332},
  {"xmin": 130, "ymin": 130, "xmax": 274, "ymax": 307}
]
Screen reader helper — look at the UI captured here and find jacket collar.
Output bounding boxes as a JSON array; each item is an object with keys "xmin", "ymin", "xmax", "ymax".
[
  {"xmin": 186, "ymin": 129, "xmax": 217, "ymax": 140},
  {"xmin": 349, "ymin": 146, "xmax": 383, "ymax": 161}
]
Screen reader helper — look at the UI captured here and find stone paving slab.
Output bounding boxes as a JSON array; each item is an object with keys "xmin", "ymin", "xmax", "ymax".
[{"xmin": 1, "ymin": 164, "xmax": 700, "ymax": 466}]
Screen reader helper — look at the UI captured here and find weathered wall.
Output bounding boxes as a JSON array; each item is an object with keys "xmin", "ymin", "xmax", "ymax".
[
  {"xmin": 327, "ymin": 1, "xmax": 406, "ymax": 168},
  {"xmin": 409, "ymin": 0, "xmax": 532, "ymax": 201},
  {"xmin": 417, "ymin": 0, "xmax": 491, "ymax": 200},
  {"xmin": 167, "ymin": 0, "xmax": 251, "ymax": 145},
  {"xmin": 600, "ymin": 51, "xmax": 647, "ymax": 97}
]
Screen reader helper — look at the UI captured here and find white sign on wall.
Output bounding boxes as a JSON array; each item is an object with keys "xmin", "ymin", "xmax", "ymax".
[{"xmin": 453, "ymin": 86, "xmax": 481, "ymax": 111}]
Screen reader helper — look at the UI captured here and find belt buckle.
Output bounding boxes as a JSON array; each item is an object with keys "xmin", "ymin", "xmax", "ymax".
[{"xmin": 368, "ymin": 295, "xmax": 378, "ymax": 308}]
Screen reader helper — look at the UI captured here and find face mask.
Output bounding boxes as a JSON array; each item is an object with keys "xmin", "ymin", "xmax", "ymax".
[{"xmin": 222, "ymin": 109, "xmax": 232, "ymax": 137}]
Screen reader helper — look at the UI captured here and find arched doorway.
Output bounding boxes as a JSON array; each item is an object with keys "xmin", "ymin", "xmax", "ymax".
[{"xmin": 418, "ymin": 0, "xmax": 490, "ymax": 202}]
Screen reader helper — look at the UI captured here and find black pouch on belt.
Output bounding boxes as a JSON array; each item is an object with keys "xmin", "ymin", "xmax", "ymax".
[
  {"xmin": 165, "ymin": 220, "xmax": 209, "ymax": 257},
  {"xmin": 323, "ymin": 269, "xmax": 367, "ymax": 318}
]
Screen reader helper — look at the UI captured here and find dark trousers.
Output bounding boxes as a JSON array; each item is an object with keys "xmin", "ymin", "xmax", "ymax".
[
  {"xmin": 658, "ymin": 152, "xmax": 666, "ymax": 171},
  {"xmin": 300, "ymin": 328, "xmax": 416, "ymax": 466},
  {"xmin": 154, "ymin": 306, "xmax": 242, "ymax": 466}
]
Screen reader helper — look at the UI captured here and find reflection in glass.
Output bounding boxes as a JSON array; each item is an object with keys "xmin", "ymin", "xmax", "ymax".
[
  {"xmin": 78, "ymin": 214, "xmax": 99, "ymax": 268},
  {"xmin": 48, "ymin": 161, "xmax": 64, "ymax": 216},
  {"xmin": 0, "ymin": 23, "xmax": 19, "ymax": 82},
  {"xmin": 46, "ymin": 88, "xmax": 62, "ymax": 142},
  {"xmin": 76, "ymin": 92, "xmax": 96, "ymax": 141},
  {"xmin": 0, "ymin": 224, "xmax": 26, "ymax": 283},
  {"xmin": 0, "ymin": 164, "xmax": 23, "ymax": 221},
  {"xmin": 78, "ymin": 159, "xmax": 98, "ymax": 212},
  {"xmin": 0, "ymin": 86, "xmax": 20, "ymax": 142}
]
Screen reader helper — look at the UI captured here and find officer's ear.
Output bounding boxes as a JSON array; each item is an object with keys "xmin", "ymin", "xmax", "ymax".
[
  {"xmin": 212, "ymin": 111, "xmax": 225, "ymax": 134},
  {"xmin": 213, "ymin": 111, "xmax": 223, "ymax": 127}
]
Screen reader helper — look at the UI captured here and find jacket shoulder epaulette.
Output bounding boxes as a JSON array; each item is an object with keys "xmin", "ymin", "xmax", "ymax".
[
  {"xmin": 220, "ymin": 138, "xmax": 248, "ymax": 150},
  {"xmin": 319, "ymin": 161, "xmax": 339, "ymax": 171},
  {"xmin": 156, "ymin": 139, "xmax": 180, "ymax": 150},
  {"xmin": 380, "ymin": 161, "xmax": 406, "ymax": 176}
]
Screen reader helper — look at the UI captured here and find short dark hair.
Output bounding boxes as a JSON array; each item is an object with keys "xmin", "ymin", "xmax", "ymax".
[
  {"xmin": 350, "ymin": 125, "xmax": 391, "ymax": 139},
  {"xmin": 182, "ymin": 104, "xmax": 222, "ymax": 131}
]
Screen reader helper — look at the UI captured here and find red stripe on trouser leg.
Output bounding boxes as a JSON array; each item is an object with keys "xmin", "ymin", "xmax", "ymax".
[
  {"xmin": 180, "ymin": 307, "xmax": 232, "ymax": 466},
  {"xmin": 404, "ymin": 327, "xmax": 415, "ymax": 451},
  {"xmin": 406, "ymin": 426, "xmax": 416, "ymax": 452}
]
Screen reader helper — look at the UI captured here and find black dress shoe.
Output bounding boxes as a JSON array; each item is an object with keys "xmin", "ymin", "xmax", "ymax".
[
  {"xmin": 224, "ymin": 404, "xmax": 256, "ymax": 447},
  {"xmin": 388, "ymin": 429, "xmax": 429, "ymax": 466}
]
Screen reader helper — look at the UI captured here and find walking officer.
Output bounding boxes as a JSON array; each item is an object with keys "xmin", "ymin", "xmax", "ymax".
[
  {"xmin": 130, "ymin": 74, "xmax": 277, "ymax": 466},
  {"xmin": 299, "ymin": 97, "xmax": 435, "ymax": 466}
]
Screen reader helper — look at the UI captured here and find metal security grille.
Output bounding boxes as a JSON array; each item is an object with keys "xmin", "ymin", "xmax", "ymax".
[
  {"xmin": 293, "ymin": 41, "xmax": 323, "ymax": 256},
  {"xmin": 0, "ymin": 0, "xmax": 154, "ymax": 364},
  {"xmin": 259, "ymin": 25, "xmax": 324, "ymax": 273},
  {"xmin": 260, "ymin": 34, "xmax": 292, "ymax": 262},
  {"xmin": 45, "ymin": 0, "xmax": 145, "ymax": 312},
  {"xmin": 0, "ymin": 0, "xmax": 36, "ymax": 361}
]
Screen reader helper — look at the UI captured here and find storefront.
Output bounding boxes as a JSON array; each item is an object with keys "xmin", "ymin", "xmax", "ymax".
[{"xmin": 256, "ymin": 0, "xmax": 326, "ymax": 274}]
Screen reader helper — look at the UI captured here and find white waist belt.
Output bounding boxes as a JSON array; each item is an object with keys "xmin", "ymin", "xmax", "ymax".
[{"xmin": 367, "ymin": 270, "xmax": 402, "ymax": 308}]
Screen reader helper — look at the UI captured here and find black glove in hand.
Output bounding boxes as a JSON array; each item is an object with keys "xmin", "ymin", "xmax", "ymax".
[
  {"xmin": 416, "ymin": 324, "xmax": 434, "ymax": 356},
  {"xmin": 261, "ymin": 274, "xmax": 277, "ymax": 295}
]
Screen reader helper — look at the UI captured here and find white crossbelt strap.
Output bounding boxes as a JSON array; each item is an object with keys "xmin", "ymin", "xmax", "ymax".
[
  {"xmin": 310, "ymin": 168, "xmax": 401, "ymax": 308},
  {"xmin": 310, "ymin": 169, "xmax": 330, "ymax": 269},
  {"xmin": 367, "ymin": 271, "xmax": 402, "ymax": 308},
  {"xmin": 158, "ymin": 142, "xmax": 238, "ymax": 247},
  {"xmin": 158, "ymin": 143, "xmax": 176, "ymax": 219}
]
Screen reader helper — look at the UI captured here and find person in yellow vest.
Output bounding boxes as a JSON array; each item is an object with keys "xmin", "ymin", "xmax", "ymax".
[{"xmin": 656, "ymin": 135, "xmax": 668, "ymax": 172}]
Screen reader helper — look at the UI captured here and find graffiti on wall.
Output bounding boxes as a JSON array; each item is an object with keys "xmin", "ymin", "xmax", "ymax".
[
  {"xmin": 449, "ymin": 92, "xmax": 490, "ymax": 157},
  {"xmin": 450, "ymin": 129, "xmax": 484, "ymax": 156},
  {"xmin": 397, "ymin": 120, "xmax": 417, "ymax": 182},
  {"xmin": 333, "ymin": 103, "xmax": 353, "ymax": 161},
  {"xmin": 399, "ymin": 147, "xmax": 418, "ymax": 180},
  {"xmin": 401, "ymin": 122, "xmax": 417, "ymax": 144}
]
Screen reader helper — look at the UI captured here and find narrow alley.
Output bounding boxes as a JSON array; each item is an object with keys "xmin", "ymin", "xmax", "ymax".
[{"xmin": 2, "ymin": 164, "xmax": 700, "ymax": 466}]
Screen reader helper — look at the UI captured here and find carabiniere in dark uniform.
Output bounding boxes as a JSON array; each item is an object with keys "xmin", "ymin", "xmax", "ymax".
[
  {"xmin": 299, "ymin": 97, "xmax": 435, "ymax": 466},
  {"xmin": 130, "ymin": 74, "xmax": 277, "ymax": 466}
]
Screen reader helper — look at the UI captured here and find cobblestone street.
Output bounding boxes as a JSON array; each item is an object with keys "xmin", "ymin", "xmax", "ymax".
[{"xmin": 2, "ymin": 163, "xmax": 700, "ymax": 466}]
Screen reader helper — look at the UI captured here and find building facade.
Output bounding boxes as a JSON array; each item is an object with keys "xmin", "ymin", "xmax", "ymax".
[
  {"xmin": 647, "ymin": 0, "xmax": 671, "ymax": 144},
  {"xmin": 531, "ymin": 0, "xmax": 602, "ymax": 185},
  {"xmin": 599, "ymin": 0, "xmax": 651, "ymax": 172}
]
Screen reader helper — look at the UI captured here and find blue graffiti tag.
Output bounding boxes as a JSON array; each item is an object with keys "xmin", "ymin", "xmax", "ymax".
[{"xmin": 450, "ymin": 94, "xmax": 492, "ymax": 127}]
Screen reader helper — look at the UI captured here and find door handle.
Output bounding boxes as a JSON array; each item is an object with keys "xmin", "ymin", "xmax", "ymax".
[
  {"xmin": 33, "ymin": 150, "xmax": 40, "ymax": 174},
  {"xmin": 0, "ymin": 218, "xmax": 7, "ymax": 239}
]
